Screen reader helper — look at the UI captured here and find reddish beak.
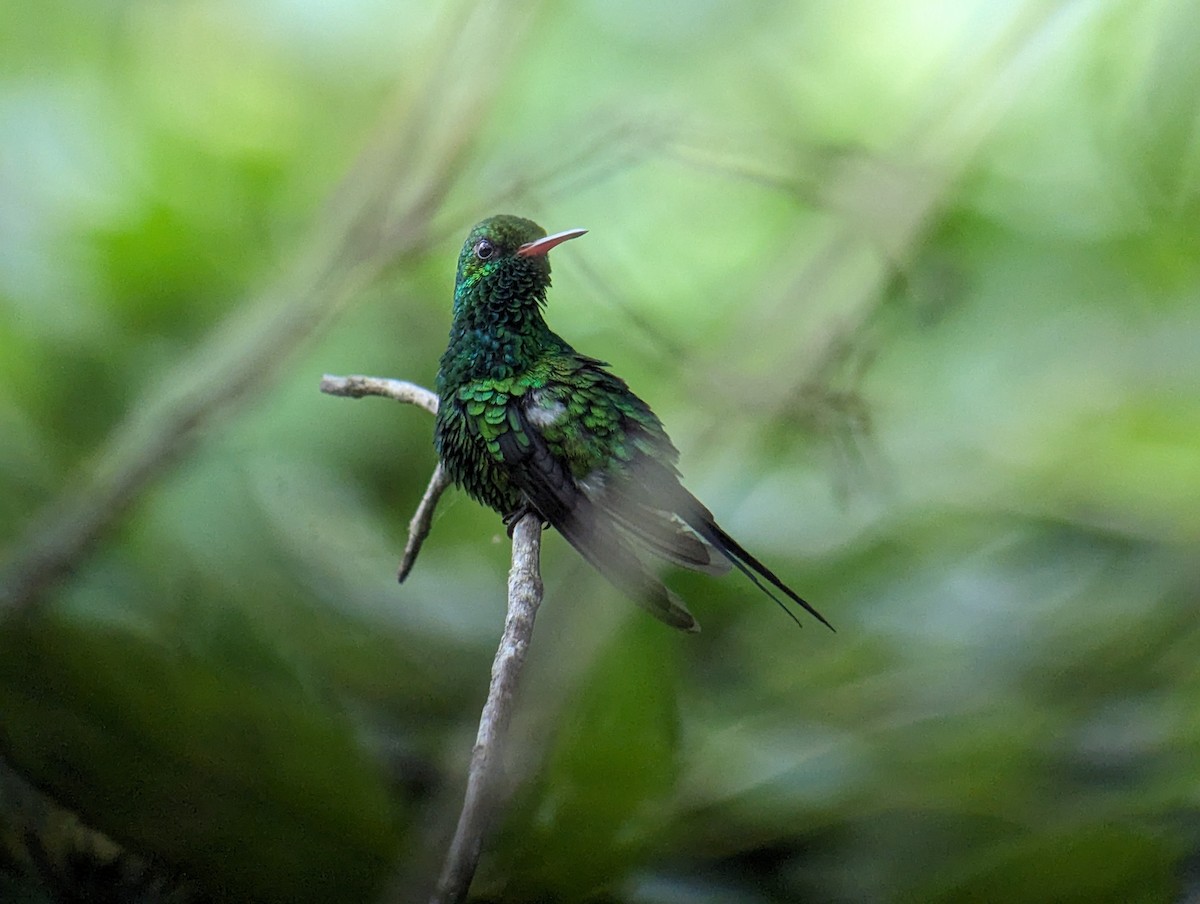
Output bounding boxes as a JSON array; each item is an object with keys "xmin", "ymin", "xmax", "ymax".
[{"xmin": 516, "ymin": 228, "xmax": 588, "ymax": 257}]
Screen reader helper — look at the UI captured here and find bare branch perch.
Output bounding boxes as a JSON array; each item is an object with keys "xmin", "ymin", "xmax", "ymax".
[
  {"xmin": 322, "ymin": 374, "xmax": 546, "ymax": 903},
  {"xmin": 432, "ymin": 513, "xmax": 543, "ymax": 904}
]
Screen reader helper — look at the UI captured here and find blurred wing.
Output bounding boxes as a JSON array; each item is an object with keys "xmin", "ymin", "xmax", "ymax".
[
  {"xmin": 600, "ymin": 425, "xmax": 835, "ymax": 631},
  {"xmin": 587, "ymin": 460, "xmax": 731, "ymax": 576},
  {"xmin": 494, "ymin": 403, "xmax": 699, "ymax": 632}
]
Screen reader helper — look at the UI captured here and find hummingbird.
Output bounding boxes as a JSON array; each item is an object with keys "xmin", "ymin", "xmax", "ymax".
[{"xmin": 433, "ymin": 215, "xmax": 831, "ymax": 633}]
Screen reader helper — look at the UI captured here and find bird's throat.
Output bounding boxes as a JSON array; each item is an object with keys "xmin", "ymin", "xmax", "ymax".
[{"xmin": 439, "ymin": 301, "xmax": 553, "ymax": 387}]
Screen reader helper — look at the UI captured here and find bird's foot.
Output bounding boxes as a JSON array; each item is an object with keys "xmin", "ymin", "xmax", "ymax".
[{"xmin": 502, "ymin": 504, "xmax": 547, "ymax": 538}]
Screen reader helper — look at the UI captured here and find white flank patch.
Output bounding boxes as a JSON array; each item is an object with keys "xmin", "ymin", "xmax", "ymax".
[{"xmin": 526, "ymin": 391, "xmax": 567, "ymax": 429}]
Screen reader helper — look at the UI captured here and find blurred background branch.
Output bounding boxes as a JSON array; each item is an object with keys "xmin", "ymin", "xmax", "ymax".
[{"xmin": 0, "ymin": 2, "xmax": 546, "ymax": 616}]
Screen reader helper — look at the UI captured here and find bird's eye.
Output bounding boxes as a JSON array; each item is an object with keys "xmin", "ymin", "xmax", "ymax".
[{"xmin": 474, "ymin": 239, "xmax": 495, "ymax": 261}]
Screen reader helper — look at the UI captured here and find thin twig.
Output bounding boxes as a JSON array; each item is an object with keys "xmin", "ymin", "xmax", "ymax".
[
  {"xmin": 398, "ymin": 464, "xmax": 451, "ymax": 582},
  {"xmin": 432, "ymin": 513, "xmax": 543, "ymax": 904}
]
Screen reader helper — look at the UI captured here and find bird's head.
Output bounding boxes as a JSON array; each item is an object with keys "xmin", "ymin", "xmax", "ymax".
[{"xmin": 453, "ymin": 215, "xmax": 586, "ymax": 314}]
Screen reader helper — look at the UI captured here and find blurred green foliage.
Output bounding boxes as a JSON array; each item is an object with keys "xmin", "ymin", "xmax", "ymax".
[{"xmin": 2, "ymin": 0, "xmax": 1199, "ymax": 901}]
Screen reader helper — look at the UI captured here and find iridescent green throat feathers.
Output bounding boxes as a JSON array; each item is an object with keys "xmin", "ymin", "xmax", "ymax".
[{"xmin": 433, "ymin": 214, "xmax": 831, "ymax": 633}]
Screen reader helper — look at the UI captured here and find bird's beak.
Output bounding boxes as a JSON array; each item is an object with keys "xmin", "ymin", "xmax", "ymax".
[{"xmin": 517, "ymin": 228, "xmax": 588, "ymax": 257}]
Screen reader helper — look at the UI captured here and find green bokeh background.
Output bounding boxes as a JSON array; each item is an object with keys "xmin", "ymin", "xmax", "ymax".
[{"xmin": 2, "ymin": 1, "xmax": 1199, "ymax": 901}]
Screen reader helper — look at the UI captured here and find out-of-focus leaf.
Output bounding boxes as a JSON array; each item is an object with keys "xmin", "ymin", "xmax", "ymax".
[
  {"xmin": 907, "ymin": 823, "xmax": 1178, "ymax": 904},
  {"xmin": 489, "ymin": 616, "xmax": 680, "ymax": 901},
  {"xmin": 0, "ymin": 614, "xmax": 401, "ymax": 903}
]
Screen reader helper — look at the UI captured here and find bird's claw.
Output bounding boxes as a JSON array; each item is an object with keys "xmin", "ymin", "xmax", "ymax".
[
  {"xmin": 502, "ymin": 504, "xmax": 530, "ymax": 538},
  {"xmin": 502, "ymin": 504, "xmax": 547, "ymax": 538}
]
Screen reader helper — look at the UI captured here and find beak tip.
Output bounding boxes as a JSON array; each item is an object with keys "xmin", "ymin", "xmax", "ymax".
[{"xmin": 517, "ymin": 227, "xmax": 588, "ymax": 257}]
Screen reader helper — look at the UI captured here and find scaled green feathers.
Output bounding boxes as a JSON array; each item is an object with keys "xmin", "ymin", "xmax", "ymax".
[{"xmin": 434, "ymin": 215, "xmax": 830, "ymax": 633}]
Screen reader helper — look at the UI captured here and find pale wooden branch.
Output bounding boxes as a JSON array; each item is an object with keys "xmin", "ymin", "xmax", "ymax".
[
  {"xmin": 432, "ymin": 512, "xmax": 543, "ymax": 904},
  {"xmin": 321, "ymin": 374, "xmax": 546, "ymax": 904},
  {"xmin": 319, "ymin": 374, "xmax": 439, "ymax": 414}
]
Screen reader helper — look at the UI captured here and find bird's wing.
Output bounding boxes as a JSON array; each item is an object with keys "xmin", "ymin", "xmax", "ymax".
[
  {"xmin": 597, "ymin": 420, "xmax": 835, "ymax": 631},
  {"xmin": 529, "ymin": 361, "xmax": 731, "ymax": 577},
  {"xmin": 494, "ymin": 402, "xmax": 700, "ymax": 632},
  {"xmin": 586, "ymin": 458, "xmax": 731, "ymax": 576}
]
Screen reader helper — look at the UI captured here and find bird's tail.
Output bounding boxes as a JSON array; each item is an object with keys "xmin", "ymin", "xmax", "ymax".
[{"xmin": 688, "ymin": 514, "xmax": 834, "ymax": 631}]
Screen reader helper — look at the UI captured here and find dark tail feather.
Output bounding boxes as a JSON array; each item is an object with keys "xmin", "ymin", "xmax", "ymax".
[{"xmin": 693, "ymin": 519, "xmax": 834, "ymax": 632}]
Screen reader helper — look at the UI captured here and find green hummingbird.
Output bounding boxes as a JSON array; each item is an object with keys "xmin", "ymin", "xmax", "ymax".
[{"xmin": 433, "ymin": 215, "xmax": 831, "ymax": 633}]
